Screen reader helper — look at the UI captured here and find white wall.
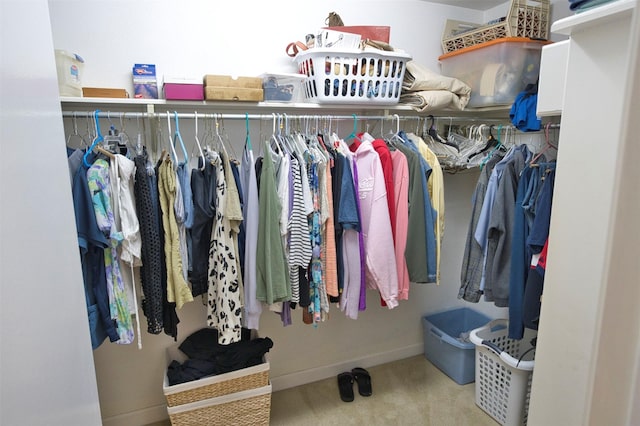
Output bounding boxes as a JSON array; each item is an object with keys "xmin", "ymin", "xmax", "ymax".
[
  {"xmin": 0, "ymin": 0, "xmax": 102, "ymax": 425},
  {"xmin": 48, "ymin": 0, "xmax": 483, "ymax": 95}
]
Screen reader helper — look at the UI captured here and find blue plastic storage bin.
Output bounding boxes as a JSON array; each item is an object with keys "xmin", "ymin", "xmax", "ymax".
[{"xmin": 422, "ymin": 307, "xmax": 492, "ymax": 385}]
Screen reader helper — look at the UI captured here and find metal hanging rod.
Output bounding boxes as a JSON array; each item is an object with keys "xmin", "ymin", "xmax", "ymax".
[
  {"xmin": 61, "ymin": 111, "xmax": 393, "ymax": 121},
  {"xmin": 61, "ymin": 110, "xmax": 560, "ymax": 133},
  {"xmin": 61, "ymin": 110, "xmax": 516, "ymax": 123}
]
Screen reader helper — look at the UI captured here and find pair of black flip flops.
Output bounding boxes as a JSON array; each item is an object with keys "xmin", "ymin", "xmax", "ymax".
[{"xmin": 337, "ymin": 367, "xmax": 372, "ymax": 402}]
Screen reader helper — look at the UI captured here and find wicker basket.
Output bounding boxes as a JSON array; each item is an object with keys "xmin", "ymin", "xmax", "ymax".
[
  {"xmin": 167, "ymin": 384, "xmax": 272, "ymax": 426},
  {"xmin": 163, "ymin": 345, "xmax": 270, "ymax": 407},
  {"xmin": 442, "ymin": 0, "xmax": 550, "ymax": 53}
]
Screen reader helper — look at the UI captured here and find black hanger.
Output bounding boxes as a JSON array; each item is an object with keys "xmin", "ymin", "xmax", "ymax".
[{"xmin": 469, "ymin": 125, "xmax": 503, "ymax": 160}]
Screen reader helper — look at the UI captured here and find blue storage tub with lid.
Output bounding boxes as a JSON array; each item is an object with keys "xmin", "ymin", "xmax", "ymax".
[{"xmin": 422, "ymin": 307, "xmax": 492, "ymax": 385}]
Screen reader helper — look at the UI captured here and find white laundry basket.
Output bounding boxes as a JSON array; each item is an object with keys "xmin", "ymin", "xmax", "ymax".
[
  {"xmin": 469, "ymin": 319, "xmax": 536, "ymax": 426},
  {"xmin": 294, "ymin": 47, "xmax": 411, "ymax": 105}
]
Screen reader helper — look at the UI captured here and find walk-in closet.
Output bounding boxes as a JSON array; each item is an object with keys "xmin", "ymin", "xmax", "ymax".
[{"xmin": 2, "ymin": 1, "xmax": 639, "ymax": 425}]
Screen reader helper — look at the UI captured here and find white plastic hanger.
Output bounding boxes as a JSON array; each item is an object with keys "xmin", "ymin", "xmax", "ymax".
[
  {"xmin": 194, "ymin": 111, "xmax": 206, "ymax": 170},
  {"xmin": 165, "ymin": 110, "xmax": 180, "ymax": 163}
]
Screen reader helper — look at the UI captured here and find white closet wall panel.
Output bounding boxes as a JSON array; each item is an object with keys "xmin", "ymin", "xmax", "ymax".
[
  {"xmin": 529, "ymin": 2, "xmax": 638, "ymax": 424},
  {"xmin": 0, "ymin": 0, "xmax": 102, "ymax": 425}
]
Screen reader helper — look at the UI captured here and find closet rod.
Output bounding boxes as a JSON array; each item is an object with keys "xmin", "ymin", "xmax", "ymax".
[
  {"xmin": 62, "ymin": 111, "xmax": 405, "ymax": 121},
  {"xmin": 61, "ymin": 111, "xmax": 560, "ymax": 131},
  {"xmin": 61, "ymin": 111, "xmax": 518, "ymax": 123}
]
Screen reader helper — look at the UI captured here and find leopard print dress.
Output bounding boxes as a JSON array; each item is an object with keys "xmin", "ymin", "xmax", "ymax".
[{"xmin": 207, "ymin": 152, "xmax": 244, "ymax": 344}]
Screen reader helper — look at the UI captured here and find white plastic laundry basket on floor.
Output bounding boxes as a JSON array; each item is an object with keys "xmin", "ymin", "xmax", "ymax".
[{"xmin": 470, "ymin": 319, "xmax": 536, "ymax": 426}]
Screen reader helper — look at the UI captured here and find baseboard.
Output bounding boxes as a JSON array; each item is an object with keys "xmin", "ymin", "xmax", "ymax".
[
  {"xmin": 102, "ymin": 404, "xmax": 168, "ymax": 426},
  {"xmin": 101, "ymin": 343, "xmax": 424, "ymax": 425},
  {"xmin": 270, "ymin": 343, "xmax": 424, "ymax": 392}
]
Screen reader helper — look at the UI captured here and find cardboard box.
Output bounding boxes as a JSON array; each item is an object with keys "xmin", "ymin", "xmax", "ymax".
[
  {"xmin": 204, "ymin": 75, "xmax": 263, "ymax": 89},
  {"xmin": 204, "ymin": 87, "xmax": 263, "ymax": 102},
  {"xmin": 82, "ymin": 87, "xmax": 129, "ymax": 98},
  {"xmin": 164, "ymin": 78, "xmax": 204, "ymax": 100}
]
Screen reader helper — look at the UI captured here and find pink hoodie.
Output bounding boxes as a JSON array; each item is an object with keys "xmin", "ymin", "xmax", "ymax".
[{"xmin": 351, "ymin": 141, "xmax": 398, "ymax": 308}]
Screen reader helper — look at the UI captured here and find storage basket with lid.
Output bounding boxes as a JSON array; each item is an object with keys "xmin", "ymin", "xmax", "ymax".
[
  {"xmin": 54, "ymin": 50, "xmax": 84, "ymax": 97},
  {"xmin": 441, "ymin": 0, "xmax": 550, "ymax": 53},
  {"xmin": 438, "ymin": 37, "xmax": 549, "ymax": 108},
  {"xmin": 294, "ymin": 47, "xmax": 411, "ymax": 105}
]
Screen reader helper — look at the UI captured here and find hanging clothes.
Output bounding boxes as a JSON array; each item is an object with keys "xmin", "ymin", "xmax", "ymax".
[
  {"xmin": 287, "ymin": 155, "xmax": 313, "ymax": 307},
  {"xmin": 474, "ymin": 146, "xmax": 517, "ymax": 296},
  {"xmin": 109, "ymin": 154, "xmax": 143, "ymax": 348},
  {"xmin": 87, "ymin": 158, "xmax": 134, "ymax": 345},
  {"xmin": 189, "ymin": 160, "xmax": 216, "ymax": 298},
  {"xmin": 408, "ymin": 133, "xmax": 445, "ymax": 284},
  {"xmin": 349, "ymin": 140, "xmax": 398, "ymax": 308},
  {"xmin": 240, "ymin": 143, "xmax": 263, "ymax": 330},
  {"xmin": 459, "ymin": 153, "xmax": 504, "ymax": 302},
  {"xmin": 70, "ymin": 150, "xmax": 119, "ymax": 348},
  {"xmin": 256, "ymin": 140, "xmax": 291, "ymax": 305},
  {"xmin": 323, "ymin": 158, "xmax": 339, "ymax": 299},
  {"xmin": 157, "ymin": 156, "xmax": 193, "ymax": 309},
  {"xmin": 133, "ymin": 151, "xmax": 164, "ymax": 335},
  {"xmin": 393, "ymin": 139, "xmax": 430, "ymax": 283},
  {"xmin": 174, "ymin": 163, "xmax": 192, "ymax": 282},
  {"xmin": 154, "ymin": 156, "xmax": 179, "ymax": 341},
  {"xmin": 333, "ymin": 139, "xmax": 363, "ymax": 319},
  {"xmin": 400, "ymin": 131, "xmax": 437, "ymax": 283},
  {"xmin": 229, "ymin": 160, "xmax": 246, "ymax": 280},
  {"xmin": 206, "ymin": 152, "xmax": 244, "ymax": 345},
  {"xmin": 483, "ymin": 144, "xmax": 531, "ymax": 306},
  {"xmin": 391, "ymin": 150, "xmax": 411, "ymax": 300}
]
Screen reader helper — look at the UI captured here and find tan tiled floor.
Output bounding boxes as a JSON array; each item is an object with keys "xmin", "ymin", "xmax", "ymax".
[{"xmin": 268, "ymin": 355, "xmax": 497, "ymax": 425}]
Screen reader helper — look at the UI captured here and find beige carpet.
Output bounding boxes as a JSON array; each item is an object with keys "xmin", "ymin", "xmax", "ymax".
[
  {"xmin": 268, "ymin": 355, "xmax": 497, "ymax": 426},
  {"xmin": 147, "ymin": 355, "xmax": 497, "ymax": 425}
]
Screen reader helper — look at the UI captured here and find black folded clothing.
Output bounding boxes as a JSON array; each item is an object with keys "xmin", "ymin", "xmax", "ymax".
[{"xmin": 167, "ymin": 328, "xmax": 273, "ymax": 386}]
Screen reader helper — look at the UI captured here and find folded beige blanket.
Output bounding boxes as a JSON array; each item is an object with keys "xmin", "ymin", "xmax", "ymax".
[
  {"xmin": 400, "ymin": 90, "xmax": 469, "ymax": 112},
  {"xmin": 402, "ymin": 61, "xmax": 471, "ymax": 112}
]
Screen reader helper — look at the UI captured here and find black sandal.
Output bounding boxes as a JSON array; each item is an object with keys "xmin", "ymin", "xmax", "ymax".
[
  {"xmin": 351, "ymin": 367, "xmax": 372, "ymax": 397},
  {"xmin": 337, "ymin": 372, "xmax": 355, "ymax": 402}
]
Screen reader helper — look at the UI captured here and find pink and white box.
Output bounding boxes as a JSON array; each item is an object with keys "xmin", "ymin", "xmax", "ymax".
[{"xmin": 163, "ymin": 77, "xmax": 204, "ymax": 100}]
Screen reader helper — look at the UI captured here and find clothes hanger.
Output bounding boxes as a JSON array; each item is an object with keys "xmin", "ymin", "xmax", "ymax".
[
  {"xmin": 103, "ymin": 111, "xmax": 122, "ymax": 154},
  {"xmin": 66, "ymin": 112, "xmax": 89, "ymax": 148},
  {"xmin": 479, "ymin": 124, "xmax": 504, "ymax": 170},
  {"xmin": 530, "ymin": 122, "xmax": 558, "ymax": 166},
  {"xmin": 134, "ymin": 115, "xmax": 145, "ymax": 156},
  {"xmin": 212, "ymin": 113, "xmax": 230, "ymax": 160},
  {"xmin": 387, "ymin": 113, "xmax": 404, "ymax": 147},
  {"xmin": 83, "ymin": 110, "xmax": 112, "ymax": 167},
  {"xmin": 245, "ymin": 112, "xmax": 252, "ymax": 151},
  {"xmin": 165, "ymin": 110, "xmax": 180, "ymax": 164},
  {"xmin": 116, "ymin": 113, "xmax": 136, "ymax": 157},
  {"xmin": 269, "ymin": 113, "xmax": 283, "ymax": 156},
  {"xmin": 345, "ymin": 113, "xmax": 360, "ymax": 143},
  {"xmin": 173, "ymin": 111, "xmax": 189, "ymax": 164},
  {"xmin": 193, "ymin": 111, "xmax": 206, "ymax": 170},
  {"xmin": 470, "ymin": 124, "xmax": 501, "ymax": 159},
  {"xmin": 427, "ymin": 115, "xmax": 460, "ymax": 152}
]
